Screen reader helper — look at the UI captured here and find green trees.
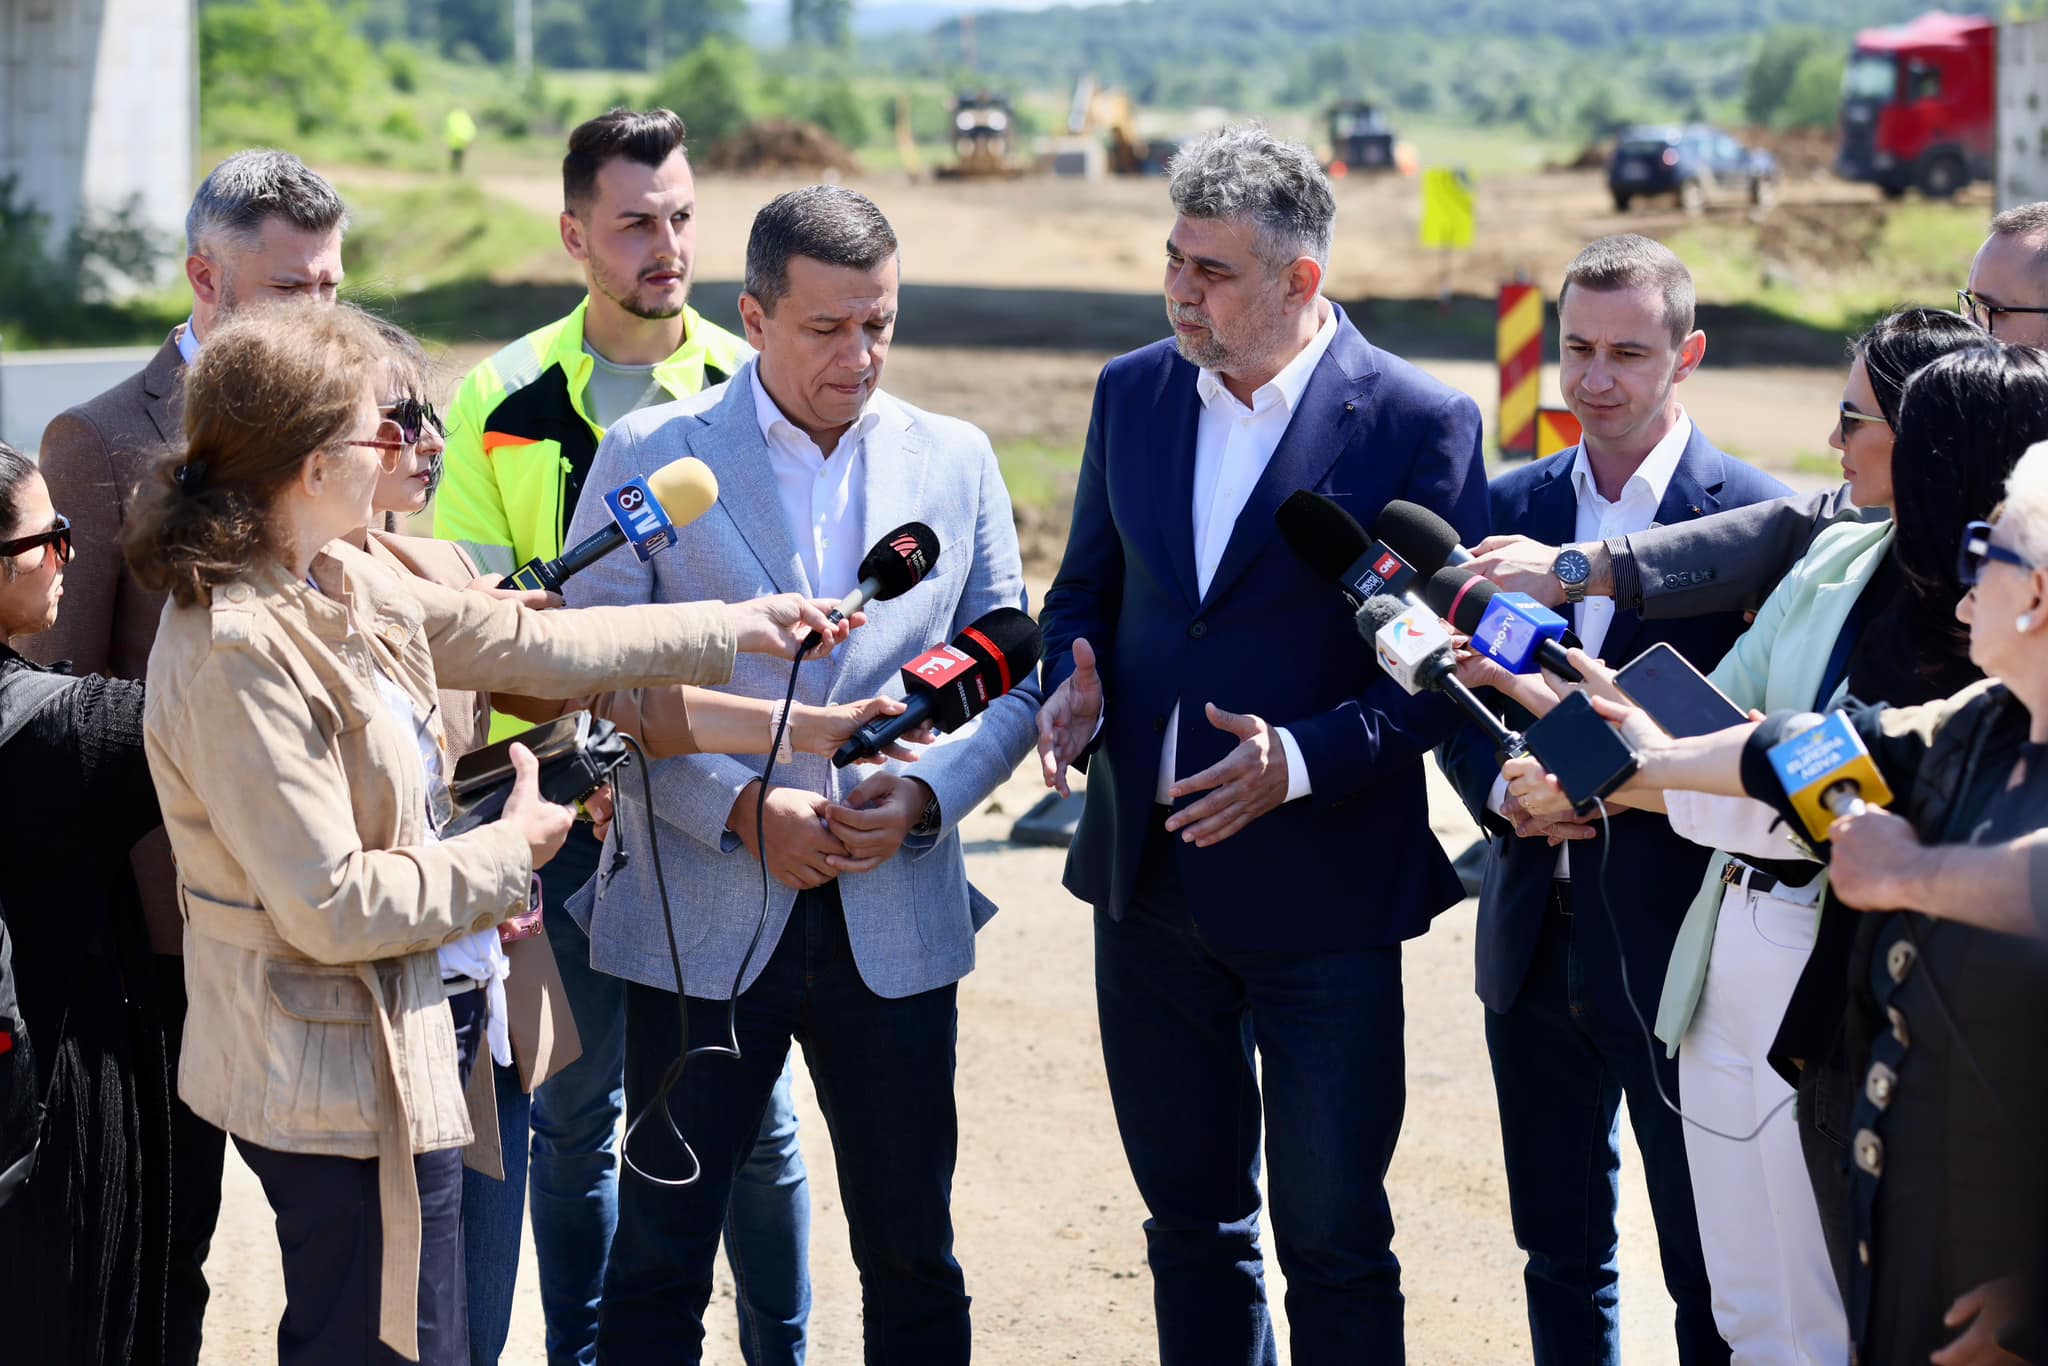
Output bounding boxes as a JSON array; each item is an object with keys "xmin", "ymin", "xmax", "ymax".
[
  {"xmin": 1743, "ymin": 26, "xmax": 1847, "ymax": 129},
  {"xmin": 199, "ymin": 0, "xmax": 374, "ymax": 135}
]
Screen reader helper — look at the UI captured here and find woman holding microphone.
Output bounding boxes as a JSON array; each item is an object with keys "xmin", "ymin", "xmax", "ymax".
[{"xmin": 124, "ymin": 300, "xmax": 849, "ymax": 1366}]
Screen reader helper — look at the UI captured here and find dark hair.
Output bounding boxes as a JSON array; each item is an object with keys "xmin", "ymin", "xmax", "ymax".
[
  {"xmin": 0, "ymin": 441, "xmax": 34, "ymax": 541},
  {"xmin": 1852, "ymin": 306, "xmax": 1985, "ymax": 424},
  {"xmin": 362, "ymin": 310, "xmax": 444, "ymax": 510},
  {"xmin": 563, "ymin": 108, "xmax": 688, "ymax": 212},
  {"xmin": 743, "ymin": 186, "xmax": 898, "ymax": 314},
  {"xmin": 1558, "ymin": 234, "xmax": 1695, "ymax": 346},
  {"xmin": 185, "ymin": 149, "xmax": 347, "ymax": 255},
  {"xmin": 124, "ymin": 300, "xmax": 385, "ymax": 607},
  {"xmin": 1890, "ymin": 342, "xmax": 2048, "ymax": 680}
]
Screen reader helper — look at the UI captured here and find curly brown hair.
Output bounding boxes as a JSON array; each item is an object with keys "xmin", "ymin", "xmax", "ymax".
[{"xmin": 124, "ymin": 300, "xmax": 385, "ymax": 607}]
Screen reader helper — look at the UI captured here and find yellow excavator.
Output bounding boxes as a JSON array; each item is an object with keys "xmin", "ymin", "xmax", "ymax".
[{"xmin": 1069, "ymin": 74, "xmax": 1175, "ymax": 175}]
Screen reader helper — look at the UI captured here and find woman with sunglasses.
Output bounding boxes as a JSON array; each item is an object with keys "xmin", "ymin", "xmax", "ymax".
[
  {"xmin": 121, "ymin": 300, "xmax": 854, "ymax": 1366},
  {"xmin": 0, "ymin": 439, "xmax": 187, "ymax": 1364},
  {"xmin": 1481, "ymin": 316, "xmax": 2033, "ymax": 1362},
  {"xmin": 1522, "ymin": 438, "xmax": 2048, "ymax": 1363}
]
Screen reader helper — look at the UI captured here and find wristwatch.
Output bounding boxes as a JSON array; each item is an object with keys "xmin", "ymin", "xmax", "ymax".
[
  {"xmin": 910, "ymin": 783, "xmax": 943, "ymax": 837},
  {"xmin": 1552, "ymin": 547, "xmax": 1593, "ymax": 605}
]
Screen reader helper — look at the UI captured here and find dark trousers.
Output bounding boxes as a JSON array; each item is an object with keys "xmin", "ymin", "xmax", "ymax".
[
  {"xmin": 153, "ymin": 956, "xmax": 227, "ymax": 1366},
  {"xmin": 597, "ymin": 880, "xmax": 967, "ymax": 1365},
  {"xmin": 1484, "ymin": 884, "xmax": 1726, "ymax": 1366},
  {"xmin": 1095, "ymin": 814, "xmax": 1408, "ymax": 1366},
  {"xmin": 236, "ymin": 986, "xmax": 485, "ymax": 1366}
]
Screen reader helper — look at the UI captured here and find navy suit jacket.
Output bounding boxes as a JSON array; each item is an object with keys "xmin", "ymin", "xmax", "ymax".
[
  {"xmin": 1040, "ymin": 305, "xmax": 1488, "ymax": 951},
  {"xmin": 1437, "ymin": 427, "xmax": 1791, "ymax": 1019}
]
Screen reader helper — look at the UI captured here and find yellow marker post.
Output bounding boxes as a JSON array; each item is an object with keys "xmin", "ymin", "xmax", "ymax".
[{"xmin": 1420, "ymin": 167, "xmax": 1475, "ymax": 310}]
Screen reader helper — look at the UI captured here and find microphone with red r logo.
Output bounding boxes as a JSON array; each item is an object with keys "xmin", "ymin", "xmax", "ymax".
[{"xmin": 832, "ymin": 607, "xmax": 1043, "ymax": 766}]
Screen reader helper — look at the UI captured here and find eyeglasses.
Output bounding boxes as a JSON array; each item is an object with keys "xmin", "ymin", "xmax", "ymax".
[
  {"xmin": 1837, "ymin": 401, "xmax": 1889, "ymax": 444},
  {"xmin": 1958, "ymin": 519, "xmax": 2038, "ymax": 585},
  {"xmin": 1957, "ymin": 289, "xmax": 2048, "ymax": 329},
  {"xmin": 0, "ymin": 514, "xmax": 73, "ymax": 567},
  {"xmin": 378, "ymin": 396, "xmax": 444, "ymax": 448}
]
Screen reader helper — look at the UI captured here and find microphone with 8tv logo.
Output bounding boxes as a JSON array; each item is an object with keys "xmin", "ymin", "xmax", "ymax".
[{"xmin": 832, "ymin": 607, "xmax": 1043, "ymax": 767}]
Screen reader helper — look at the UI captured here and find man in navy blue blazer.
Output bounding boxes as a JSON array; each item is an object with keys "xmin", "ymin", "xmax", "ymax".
[
  {"xmin": 1036, "ymin": 127, "xmax": 1487, "ymax": 1363},
  {"xmin": 1438, "ymin": 236, "xmax": 1788, "ymax": 1365}
]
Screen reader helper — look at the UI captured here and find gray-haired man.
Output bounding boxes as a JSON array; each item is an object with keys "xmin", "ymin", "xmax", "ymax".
[{"xmin": 21, "ymin": 147, "xmax": 345, "ymax": 1366}]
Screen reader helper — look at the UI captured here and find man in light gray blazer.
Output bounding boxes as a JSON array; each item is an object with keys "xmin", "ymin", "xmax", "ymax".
[{"xmin": 564, "ymin": 186, "xmax": 1040, "ymax": 1364}]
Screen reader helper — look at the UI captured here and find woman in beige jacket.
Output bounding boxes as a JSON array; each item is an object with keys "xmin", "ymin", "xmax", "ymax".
[{"xmin": 123, "ymin": 301, "xmax": 851, "ymax": 1366}]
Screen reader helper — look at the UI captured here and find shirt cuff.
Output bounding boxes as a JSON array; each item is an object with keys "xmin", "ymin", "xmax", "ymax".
[
  {"xmin": 1278, "ymin": 726, "xmax": 1312, "ymax": 803},
  {"xmin": 1486, "ymin": 772, "xmax": 1511, "ymax": 818}
]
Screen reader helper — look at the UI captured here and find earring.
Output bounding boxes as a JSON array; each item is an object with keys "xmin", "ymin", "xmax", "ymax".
[{"xmin": 2020, "ymin": 614, "xmax": 2035, "ymax": 633}]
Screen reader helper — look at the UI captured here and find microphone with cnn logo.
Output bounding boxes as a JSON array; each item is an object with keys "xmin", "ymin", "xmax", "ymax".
[{"xmin": 832, "ymin": 607, "xmax": 1043, "ymax": 766}]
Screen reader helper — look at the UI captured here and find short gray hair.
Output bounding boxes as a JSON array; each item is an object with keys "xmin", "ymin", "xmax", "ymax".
[
  {"xmin": 1166, "ymin": 125, "xmax": 1335, "ymax": 273},
  {"xmin": 2000, "ymin": 438, "xmax": 2048, "ymax": 568},
  {"xmin": 743, "ymin": 186, "xmax": 898, "ymax": 314},
  {"xmin": 1558, "ymin": 234, "xmax": 1696, "ymax": 346},
  {"xmin": 185, "ymin": 150, "xmax": 348, "ymax": 256}
]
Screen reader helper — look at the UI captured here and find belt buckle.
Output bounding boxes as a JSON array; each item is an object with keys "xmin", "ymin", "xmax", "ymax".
[{"xmin": 1721, "ymin": 860, "xmax": 1743, "ymax": 888}]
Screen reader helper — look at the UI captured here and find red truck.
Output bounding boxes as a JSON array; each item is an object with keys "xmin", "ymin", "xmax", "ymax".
[{"xmin": 1837, "ymin": 11, "xmax": 1995, "ymax": 199}]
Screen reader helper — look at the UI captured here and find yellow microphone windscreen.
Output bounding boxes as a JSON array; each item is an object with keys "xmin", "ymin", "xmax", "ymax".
[{"xmin": 646, "ymin": 456, "xmax": 719, "ymax": 529}]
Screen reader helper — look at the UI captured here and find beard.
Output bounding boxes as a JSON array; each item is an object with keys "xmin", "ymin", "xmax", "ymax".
[
  {"xmin": 1166, "ymin": 296, "xmax": 1290, "ymax": 376},
  {"xmin": 590, "ymin": 254, "xmax": 688, "ymax": 321}
]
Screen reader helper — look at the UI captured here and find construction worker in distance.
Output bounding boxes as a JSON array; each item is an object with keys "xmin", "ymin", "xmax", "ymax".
[
  {"xmin": 432, "ymin": 108, "xmax": 783, "ymax": 1366},
  {"xmin": 444, "ymin": 106, "xmax": 477, "ymax": 174}
]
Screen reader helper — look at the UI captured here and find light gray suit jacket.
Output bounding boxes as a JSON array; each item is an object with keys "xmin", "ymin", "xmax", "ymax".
[{"xmin": 563, "ymin": 364, "xmax": 1041, "ymax": 1000}]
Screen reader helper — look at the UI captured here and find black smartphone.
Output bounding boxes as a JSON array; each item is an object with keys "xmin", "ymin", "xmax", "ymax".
[
  {"xmin": 1614, "ymin": 641, "xmax": 1748, "ymax": 739},
  {"xmin": 1524, "ymin": 691, "xmax": 1640, "ymax": 814}
]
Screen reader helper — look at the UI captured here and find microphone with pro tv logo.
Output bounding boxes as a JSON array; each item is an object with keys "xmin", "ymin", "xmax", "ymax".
[
  {"xmin": 1423, "ymin": 565, "xmax": 1584, "ymax": 684},
  {"xmin": 801, "ymin": 522, "xmax": 941, "ymax": 656},
  {"xmin": 831, "ymin": 606, "xmax": 1043, "ymax": 767},
  {"xmin": 1275, "ymin": 490, "xmax": 1419, "ymax": 606},
  {"xmin": 499, "ymin": 456, "xmax": 718, "ymax": 594},
  {"xmin": 1356, "ymin": 595, "xmax": 1527, "ymax": 757}
]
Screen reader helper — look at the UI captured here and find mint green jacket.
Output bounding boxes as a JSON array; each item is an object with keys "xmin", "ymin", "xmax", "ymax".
[{"xmin": 1652, "ymin": 517, "xmax": 1896, "ymax": 1052}]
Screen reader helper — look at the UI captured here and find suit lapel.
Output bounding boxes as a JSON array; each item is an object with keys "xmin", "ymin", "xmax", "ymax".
[
  {"xmin": 828, "ymin": 397, "xmax": 931, "ymax": 698},
  {"xmin": 1148, "ymin": 361, "xmax": 1203, "ymax": 611},
  {"xmin": 140, "ymin": 334, "xmax": 183, "ymax": 445},
  {"xmin": 695, "ymin": 369, "xmax": 809, "ymax": 598},
  {"xmin": 1600, "ymin": 426, "xmax": 1725, "ymax": 662},
  {"xmin": 1199, "ymin": 313, "xmax": 1377, "ymax": 610},
  {"xmin": 1526, "ymin": 452, "xmax": 1583, "ymax": 553}
]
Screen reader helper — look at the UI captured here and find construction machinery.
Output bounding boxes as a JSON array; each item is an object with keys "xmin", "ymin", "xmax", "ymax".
[
  {"xmin": 1326, "ymin": 100, "xmax": 1400, "ymax": 174},
  {"xmin": 935, "ymin": 91, "xmax": 1026, "ymax": 179},
  {"xmin": 1067, "ymin": 75, "xmax": 1176, "ymax": 176}
]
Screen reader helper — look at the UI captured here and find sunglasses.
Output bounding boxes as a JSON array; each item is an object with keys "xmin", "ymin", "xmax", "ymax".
[
  {"xmin": 0, "ymin": 513, "xmax": 73, "ymax": 567},
  {"xmin": 379, "ymin": 396, "xmax": 444, "ymax": 447},
  {"xmin": 1837, "ymin": 401, "xmax": 1889, "ymax": 444},
  {"xmin": 1958, "ymin": 519, "xmax": 2037, "ymax": 585}
]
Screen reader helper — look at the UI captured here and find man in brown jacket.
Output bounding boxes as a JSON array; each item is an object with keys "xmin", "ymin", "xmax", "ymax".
[{"xmin": 20, "ymin": 148, "xmax": 347, "ymax": 1366}]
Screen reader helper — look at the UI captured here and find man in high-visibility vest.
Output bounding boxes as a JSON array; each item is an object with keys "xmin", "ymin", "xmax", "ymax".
[
  {"xmin": 444, "ymin": 107, "xmax": 477, "ymax": 174},
  {"xmin": 434, "ymin": 108, "xmax": 804, "ymax": 1366}
]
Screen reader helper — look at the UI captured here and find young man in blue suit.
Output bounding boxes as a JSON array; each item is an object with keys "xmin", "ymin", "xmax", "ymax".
[
  {"xmin": 1438, "ymin": 235, "xmax": 1790, "ymax": 1365},
  {"xmin": 1037, "ymin": 126, "xmax": 1488, "ymax": 1363},
  {"xmin": 564, "ymin": 186, "xmax": 1042, "ymax": 1363}
]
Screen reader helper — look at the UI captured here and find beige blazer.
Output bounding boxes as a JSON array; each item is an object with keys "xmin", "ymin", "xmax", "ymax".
[
  {"xmin": 23, "ymin": 333, "xmax": 185, "ymax": 952},
  {"xmin": 144, "ymin": 540, "xmax": 738, "ymax": 1360}
]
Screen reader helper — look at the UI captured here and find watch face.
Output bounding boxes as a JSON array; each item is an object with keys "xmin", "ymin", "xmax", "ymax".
[{"xmin": 1555, "ymin": 549, "xmax": 1592, "ymax": 586}]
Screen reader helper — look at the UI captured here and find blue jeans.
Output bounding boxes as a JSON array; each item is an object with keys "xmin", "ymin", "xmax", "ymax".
[
  {"xmin": 1094, "ymin": 816, "xmax": 1408, "ymax": 1365},
  {"xmin": 597, "ymin": 880, "xmax": 968, "ymax": 1365},
  {"xmin": 463, "ymin": 825, "xmax": 812, "ymax": 1366},
  {"xmin": 1484, "ymin": 885, "xmax": 1726, "ymax": 1366}
]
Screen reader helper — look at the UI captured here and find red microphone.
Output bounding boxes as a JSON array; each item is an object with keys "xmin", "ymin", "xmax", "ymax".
[{"xmin": 832, "ymin": 607, "xmax": 1042, "ymax": 766}]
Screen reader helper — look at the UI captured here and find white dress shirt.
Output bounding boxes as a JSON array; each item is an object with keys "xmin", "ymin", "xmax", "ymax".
[
  {"xmin": 1489, "ymin": 411, "xmax": 1692, "ymax": 876},
  {"xmin": 751, "ymin": 364, "xmax": 878, "ymax": 602},
  {"xmin": 1154, "ymin": 304, "xmax": 1338, "ymax": 805},
  {"xmin": 177, "ymin": 315, "xmax": 201, "ymax": 364}
]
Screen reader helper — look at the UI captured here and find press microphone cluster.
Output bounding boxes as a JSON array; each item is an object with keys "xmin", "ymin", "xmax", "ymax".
[
  {"xmin": 499, "ymin": 457, "xmax": 719, "ymax": 593},
  {"xmin": 1276, "ymin": 491, "xmax": 1419, "ymax": 605},
  {"xmin": 1356, "ymin": 595, "xmax": 1527, "ymax": 757},
  {"xmin": 802, "ymin": 522, "xmax": 940, "ymax": 656},
  {"xmin": 832, "ymin": 607, "xmax": 1043, "ymax": 767},
  {"xmin": 1423, "ymin": 565, "xmax": 1583, "ymax": 683}
]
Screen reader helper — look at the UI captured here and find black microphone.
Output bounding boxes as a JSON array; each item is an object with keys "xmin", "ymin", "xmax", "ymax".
[
  {"xmin": 1374, "ymin": 499, "xmax": 1476, "ymax": 579},
  {"xmin": 801, "ymin": 522, "xmax": 941, "ymax": 656},
  {"xmin": 499, "ymin": 456, "xmax": 718, "ymax": 593},
  {"xmin": 832, "ymin": 607, "xmax": 1043, "ymax": 767},
  {"xmin": 1423, "ymin": 565, "xmax": 1584, "ymax": 684},
  {"xmin": 1275, "ymin": 490, "xmax": 1420, "ymax": 605},
  {"xmin": 1356, "ymin": 594, "xmax": 1527, "ymax": 757}
]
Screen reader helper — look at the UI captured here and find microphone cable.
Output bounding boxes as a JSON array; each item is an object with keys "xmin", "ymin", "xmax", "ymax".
[{"xmin": 621, "ymin": 636, "xmax": 810, "ymax": 1188}]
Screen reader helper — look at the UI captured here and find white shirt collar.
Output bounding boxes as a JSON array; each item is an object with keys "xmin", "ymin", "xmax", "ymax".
[
  {"xmin": 1194, "ymin": 301, "xmax": 1339, "ymax": 416},
  {"xmin": 750, "ymin": 360, "xmax": 881, "ymax": 457},
  {"xmin": 177, "ymin": 316, "xmax": 202, "ymax": 366},
  {"xmin": 1570, "ymin": 409, "xmax": 1692, "ymax": 509}
]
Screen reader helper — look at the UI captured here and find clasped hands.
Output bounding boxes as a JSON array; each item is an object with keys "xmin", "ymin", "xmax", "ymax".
[
  {"xmin": 1035, "ymin": 636, "xmax": 1290, "ymax": 849},
  {"xmin": 730, "ymin": 773, "xmax": 934, "ymax": 890}
]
